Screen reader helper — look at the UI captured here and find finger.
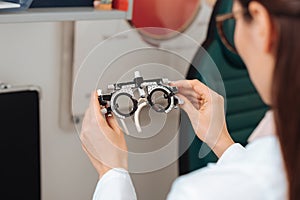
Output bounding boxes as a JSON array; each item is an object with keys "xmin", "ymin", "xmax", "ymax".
[
  {"xmin": 172, "ymin": 80, "xmax": 208, "ymax": 99},
  {"xmin": 178, "ymin": 89, "xmax": 201, "ymax": 99},
  {"xmin": 190, "ymin": 82, "xmax": 211, "ymax": 98},
  {"xmin": 184, "ymin": 95, "xmax": 202, "ymax": 102},
  {"xmin": 171, "ymin": 79, "xmax": 190, "ymax": 87},
  {"xmin": 176, "ymin": 93, "xmax": 198, "ymax": 116},
  {"xmin": 181, "ymin": 96, "xmax": 201, "ymax": 110},
  {"xmin": 171, "ymin": 80, "xmax": 193, "ymax": 91},
  {"xmin": 176, "ymin": 80, "xmax": 211, "ymax": 104},
  {"xmin": 106, "ymin": 114, "xmax": 122, "ymax": 134},
  {"xmin": 190, "ymin": 100, "xmax": 201, "ymax": 110},
  {"xmin": 90, "ymin": 91, "xmax": 101, "ymax": 114},
  {"xmin": 172, "ymin": 79, "xmax": 205, "ymax": 90},
  {"xmin": 90, "ymin": 91, "xmax": 112, "ymax": 131}
]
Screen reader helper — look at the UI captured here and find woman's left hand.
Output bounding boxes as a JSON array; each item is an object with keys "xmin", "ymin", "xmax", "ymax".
[{"xmin": 80, "ymin": 92, "xmax": 128, "ymax": 179}]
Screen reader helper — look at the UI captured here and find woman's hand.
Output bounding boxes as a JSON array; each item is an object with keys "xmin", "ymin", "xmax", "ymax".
[
  {"xmin": 80, "ymin": 92, "xmax": 128, "ymax": 179},
  {"xmin": 172, "ymin": 79, "xmax": 234, "ymax": 157}
]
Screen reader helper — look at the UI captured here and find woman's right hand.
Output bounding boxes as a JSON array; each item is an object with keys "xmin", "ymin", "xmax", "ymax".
[
  {"xmin": 172, "ymin": 79, "xmax": 234, "ymax": 157},
  {"xmin": 80, "ymin": 92, "xmax": 128, "ymax": 179}
]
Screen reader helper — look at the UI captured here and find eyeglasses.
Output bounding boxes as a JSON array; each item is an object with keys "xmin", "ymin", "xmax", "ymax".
[{"xmin": 216, "ymin": 10, "xmax": 248, "ymax": 54}]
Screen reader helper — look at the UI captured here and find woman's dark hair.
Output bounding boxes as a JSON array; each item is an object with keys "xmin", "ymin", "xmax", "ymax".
[{"xmin": 238, "ymin": 0, "xmax": 300, "ymax": 199}]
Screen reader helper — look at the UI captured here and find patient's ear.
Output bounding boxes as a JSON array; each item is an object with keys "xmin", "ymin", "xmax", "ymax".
[{"xmin": 248, "ymin": 1, "xmax": 277, "ymax": 54}]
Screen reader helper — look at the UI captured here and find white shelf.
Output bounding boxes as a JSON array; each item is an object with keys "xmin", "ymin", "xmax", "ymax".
[{"xmin": 0, "ymin": 7, "xmax": 131, "ymax": 23}]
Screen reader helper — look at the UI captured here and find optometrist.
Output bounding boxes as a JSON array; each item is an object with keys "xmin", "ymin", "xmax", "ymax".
[{"xmin": 80, "ymin": 0, "xmax": 300, "ymax": 199}]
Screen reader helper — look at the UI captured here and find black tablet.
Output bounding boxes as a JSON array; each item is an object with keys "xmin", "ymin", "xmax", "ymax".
[
  {"xmin": 0, "ymin": 85, "xmax": 41, "ymax": 200},
  {"xmin": 30, "ymin": 0, "xmax": 93, "ymax": 8}
]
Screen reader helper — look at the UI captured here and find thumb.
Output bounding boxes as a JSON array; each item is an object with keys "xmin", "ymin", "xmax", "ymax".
[
  {"xmin": 106, "ymin": 114, "xmax": 122, "ymax": 133},
  {"xmin": 176, "ymin": 94, "xmax": 197, "ymax": 116}
]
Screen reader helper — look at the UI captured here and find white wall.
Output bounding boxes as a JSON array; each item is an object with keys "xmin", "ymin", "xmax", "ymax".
[
  {"xmin": 0, "ymin": 22, "xmax": 98, "ymax": 200},
  {"xmin": 0, "ymin": 2, "xmax": 212, "ymax": 199}
]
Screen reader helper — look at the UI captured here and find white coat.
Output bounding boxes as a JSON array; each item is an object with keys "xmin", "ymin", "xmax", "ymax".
[{"xmin": 92, "ymin": 110, "xmax": 287, "ymax": 200}]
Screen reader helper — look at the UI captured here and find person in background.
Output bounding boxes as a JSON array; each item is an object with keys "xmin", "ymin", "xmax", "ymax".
[
  {"xmin": 205, "ymin": 0, "xmax": 217, "ymax": 7},
  {"xmin": 80, "ymin": 0, "xmax": 300, "ymax": 199}
]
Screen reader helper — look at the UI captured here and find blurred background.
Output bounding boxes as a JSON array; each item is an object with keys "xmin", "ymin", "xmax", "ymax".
[{"xmin": 0, "ymin": 0, "xmax": 214, "ymax": 199}]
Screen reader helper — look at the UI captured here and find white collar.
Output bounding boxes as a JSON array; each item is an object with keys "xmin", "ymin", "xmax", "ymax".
[{"xmin": 248, "ymin": 110, "xmax": 276, "ymax": 143}]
